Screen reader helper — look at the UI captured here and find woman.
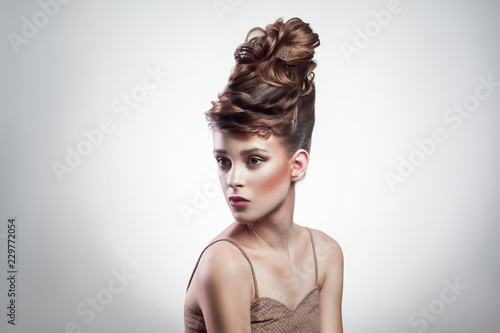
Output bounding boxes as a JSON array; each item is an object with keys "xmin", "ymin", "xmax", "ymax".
[{"xmin": 184, "ymin": 17, "xmax": 343, "ymax": 333}]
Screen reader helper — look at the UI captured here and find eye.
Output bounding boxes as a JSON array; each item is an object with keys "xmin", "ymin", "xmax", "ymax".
[
  {"xmin": 247, "ymin": 156, "xmax": 263, "ymax": 166},
  {"xmin": 216, "ymin": 157, "xmax": 231, "ymax": 168}
]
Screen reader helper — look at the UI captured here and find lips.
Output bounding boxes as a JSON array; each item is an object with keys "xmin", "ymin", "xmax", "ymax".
[{"xmin": 228, "ymin": 196, "xmax": 250, "ymax": 207}]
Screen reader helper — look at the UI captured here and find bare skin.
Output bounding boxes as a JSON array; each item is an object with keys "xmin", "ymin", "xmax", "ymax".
[{"xmin": 185, "ymin": 129, "xmax": 343, "ymax": 333}]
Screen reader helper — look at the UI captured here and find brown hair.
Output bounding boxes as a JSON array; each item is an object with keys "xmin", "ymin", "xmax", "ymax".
[{"xmin": 205, "ymin": 17, "xmax": 320, "ymax": 157}]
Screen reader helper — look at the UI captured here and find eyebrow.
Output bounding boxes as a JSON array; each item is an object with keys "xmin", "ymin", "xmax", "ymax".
[{"xmin": 213, "ymin": 148, "xmax": 270, "ymax": 155}]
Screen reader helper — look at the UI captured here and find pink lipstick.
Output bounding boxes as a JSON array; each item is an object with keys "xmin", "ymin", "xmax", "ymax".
[{"xmin": 229, "ymin": 196, "xmax": 250, "ymax": 207}]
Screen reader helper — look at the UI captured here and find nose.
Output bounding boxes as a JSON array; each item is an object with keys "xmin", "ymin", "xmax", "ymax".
[{"xmin": 227, "ymin": 163, "xmax": 245, "ymax": 189}]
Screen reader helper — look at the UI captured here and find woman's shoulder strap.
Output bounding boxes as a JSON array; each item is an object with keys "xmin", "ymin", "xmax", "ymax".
[
  {"xmin": 306, "ymin": 227, "xmax": 319, "ymax": 285},
  {"xmin": 186, "ymin": 238, "xmax": 259, "ymax": 298}
]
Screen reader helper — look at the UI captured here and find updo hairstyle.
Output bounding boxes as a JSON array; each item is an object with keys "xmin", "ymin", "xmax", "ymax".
[{"xmin": 205, "ymin": 17, "xmax": 320, "ymax": 158}]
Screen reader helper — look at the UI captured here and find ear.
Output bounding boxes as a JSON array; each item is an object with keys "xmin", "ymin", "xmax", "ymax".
[{"xmin": 290, "ymin": 149, "xmax": 309, "ymax": 182}]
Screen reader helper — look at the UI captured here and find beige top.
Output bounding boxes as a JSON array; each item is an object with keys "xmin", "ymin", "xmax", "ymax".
[{"xmin": 184, "ymin": 228, "xmax": 321, "ymax": 332}]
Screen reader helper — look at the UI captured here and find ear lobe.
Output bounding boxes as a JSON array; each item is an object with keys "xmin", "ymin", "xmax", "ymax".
[{"xmin": 290, "ymin": 149, "xmax": 309, "ymax": 182}]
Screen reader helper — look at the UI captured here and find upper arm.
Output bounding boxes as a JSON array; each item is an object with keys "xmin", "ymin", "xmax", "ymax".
[
  {"xmin": 195, "ymin": 242, "xmax": 253, "ymax": 333},
  {"xmin": 316, "ymin": 231, "xmax": 344, "ymax": 333}
]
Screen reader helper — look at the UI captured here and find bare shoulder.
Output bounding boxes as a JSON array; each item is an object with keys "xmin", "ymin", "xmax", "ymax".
[
  {"xmin": 308, "ymin": 227, "xmax": 343, "ymax": 261},
  {"xmin": 189, "ymin": 240, "xmax": 254, "ymax": 331},
  {"xmin": 187, "ymin": 240, "xmax": 253, "ymax": 306},
  {"xmin": 307, "ymin": 227, "xmax": 343, "ymax": 287},
  {"xmin": 187, "ymin": 221, "xmax": 255, "ymax": 311},
  {"xmin": 196, "ymin": 240, "xmax": 253, "ymax": 285},
  {"xmin": 308, "ymin": 228, "xmax": 344, "ymax": 332}
]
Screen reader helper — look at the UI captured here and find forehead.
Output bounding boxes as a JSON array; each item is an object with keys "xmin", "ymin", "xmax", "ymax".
[{"xmin": 212, "ymin": 129, "xmax": 284, "ymax": 154}]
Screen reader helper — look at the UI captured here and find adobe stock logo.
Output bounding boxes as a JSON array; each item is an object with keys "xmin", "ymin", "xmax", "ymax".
[
  {"xmin": 52, "ymin": 65, "xmax": 168, "ymax": 182},
  {"xmin": 55, "ymin": 267, "xmax": 134, "ymax": 333},
  {"xmin": 213, "ymin": 0, "xmax": 244, "ymax": 21},
  {"xmin": 179, "ymin": 172, "xmax": 221, "ymax": 225},
  {"xmin": 340, "ymin": 0, "xmax": 403, "ymax": 63},
  {"xmin": 400, "ymin": 278, "xmax": 467, "ymax": 333},
  {"xmin": 385, "ymin": 74, "xmax": 499, "ymax": 191},
  {"xmin": 7, "ymin": 0, "xmax": 72, "ymax": 54}
]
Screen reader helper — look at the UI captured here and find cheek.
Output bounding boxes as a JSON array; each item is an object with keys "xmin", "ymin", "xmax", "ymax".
[
  {"xmin": 218, "ymin": 170, "xmax": 227, "ymax": 189},
  {"xmin": 256, "ymin": 162, "xmax": 290, "ymax": 195}
]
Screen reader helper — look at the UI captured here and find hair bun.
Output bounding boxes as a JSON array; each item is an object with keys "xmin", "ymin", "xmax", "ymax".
[
  {"xmin": 234, "ymin": 17, "xmax": 320, "ymax": 97},
  {"xmin": 206, "ymin": 17, "xmax": 319, "ymax": 156}
]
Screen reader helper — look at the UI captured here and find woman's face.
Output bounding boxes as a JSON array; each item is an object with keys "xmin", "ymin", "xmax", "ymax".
[{"xmin": 212, "ymin": 129, "xmax": 293, "ymax": 223}]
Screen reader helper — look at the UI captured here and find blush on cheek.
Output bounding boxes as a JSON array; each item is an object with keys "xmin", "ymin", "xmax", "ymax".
[{"xmin": 260, "ymin": 162, "xmax": 290, "ymax": 194}]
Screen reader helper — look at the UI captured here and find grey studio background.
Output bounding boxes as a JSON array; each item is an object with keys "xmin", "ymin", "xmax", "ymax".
[{"xmin": 1, "ymin": 0, "xmax": 499, "ymax": 332}]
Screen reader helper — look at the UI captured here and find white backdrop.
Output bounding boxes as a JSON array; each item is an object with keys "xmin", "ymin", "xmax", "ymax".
[{"xmin": 1, "ymin": 0, "xmax": 499, "ymax": 332}]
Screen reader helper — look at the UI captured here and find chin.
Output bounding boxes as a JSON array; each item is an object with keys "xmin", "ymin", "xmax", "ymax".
[
  {"xmin": 230, "ymin": 209, "xmax": 261, "ymax": 223},
  {"xmin": 232, "ymin": 213, "xmax": 254, "ymax": 224},
  {"xmin": 231, "ymin": 208, "xmax": 275, "ymax": 224}
]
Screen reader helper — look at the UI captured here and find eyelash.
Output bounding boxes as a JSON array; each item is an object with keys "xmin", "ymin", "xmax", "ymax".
[
  {"xmin": 217, "ymin": 157, "xmax": 230, "ymax": 168},
  {"xmin": 216, "ymin": 156, "xmax": 264, "ymax": 168},
  {"xmin": 248, "ymin": 157, "xmax": 264, "ymax": 166}
]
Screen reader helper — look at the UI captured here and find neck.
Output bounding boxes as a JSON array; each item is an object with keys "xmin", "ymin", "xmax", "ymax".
[{"xmin": 244, "ymin": 184, "xmax": 297, "ymax": 254}]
